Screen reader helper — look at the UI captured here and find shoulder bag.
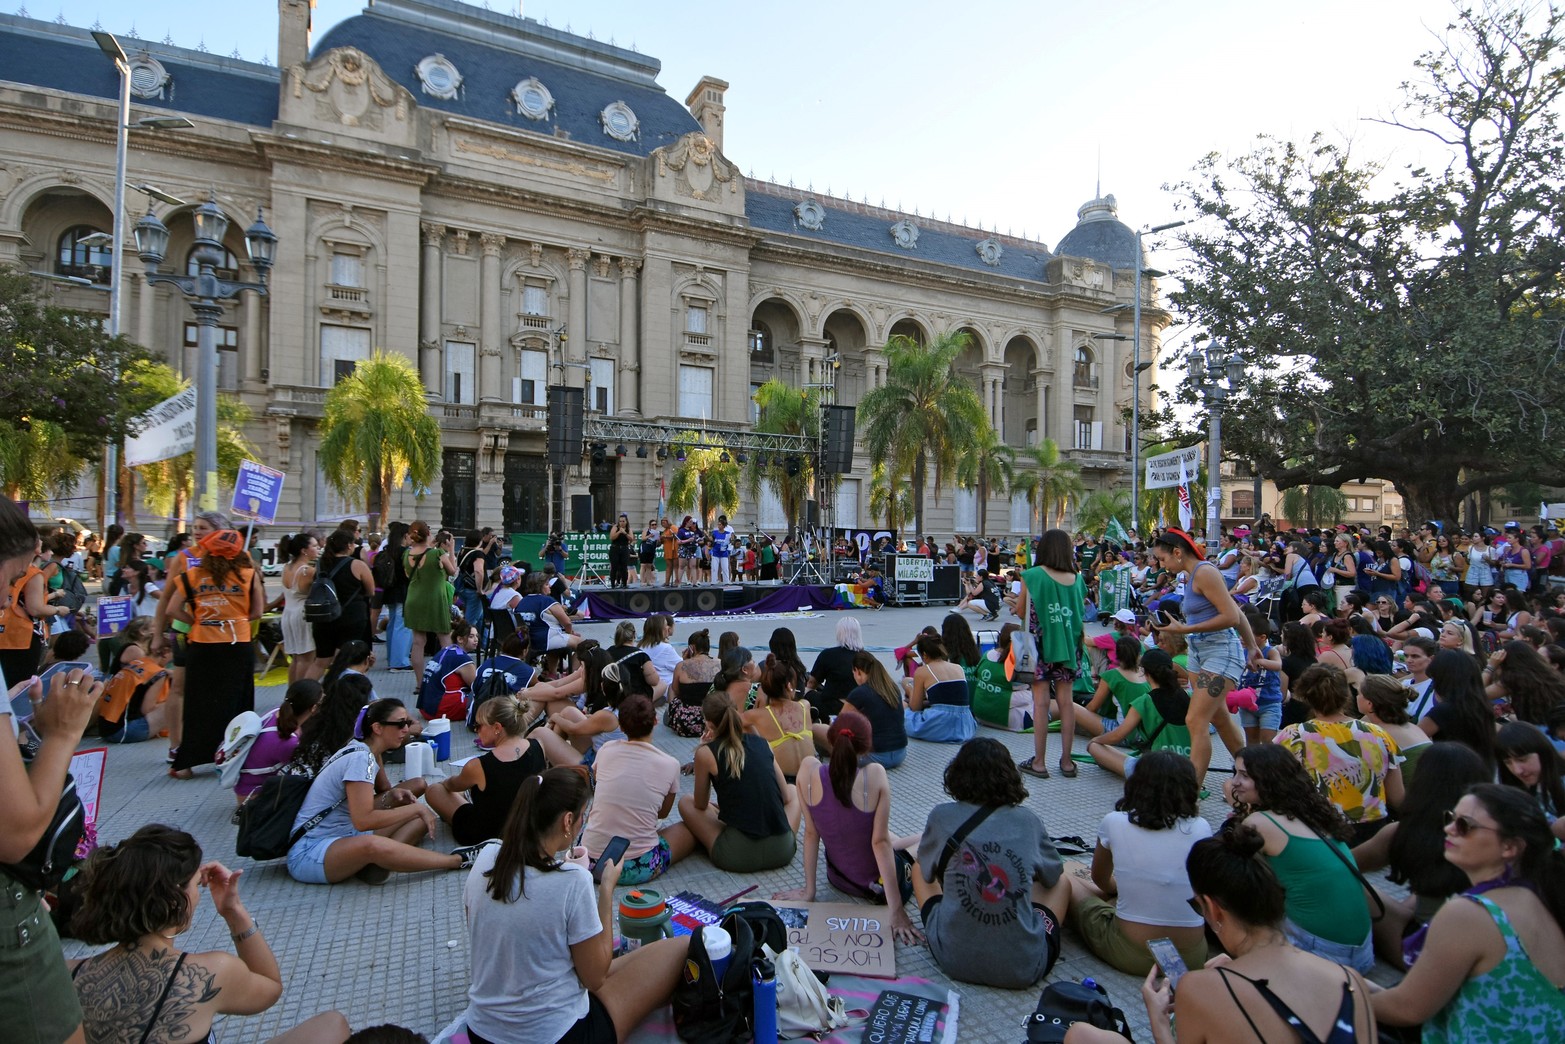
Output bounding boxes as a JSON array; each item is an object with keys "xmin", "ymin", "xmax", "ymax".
[
  {"xmin": 235, "ymin": 748, "xmax": 350, "ymax": 860},
  {"xmin": 931, "ymin": 803, "xmax": 998, "ymax": 882}
]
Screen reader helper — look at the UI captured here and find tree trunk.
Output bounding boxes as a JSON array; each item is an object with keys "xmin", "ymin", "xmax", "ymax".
[
  {"xmin": 977, "ymin": 475, "xmax": 989, "ymax": 536},
  {"xmin": 1395, "ymin": 478, "xmax": 1466, "ymax": 531},
  {"xmin": 912, "ymin": 454, "xmax": 927, "ymax": 538}
]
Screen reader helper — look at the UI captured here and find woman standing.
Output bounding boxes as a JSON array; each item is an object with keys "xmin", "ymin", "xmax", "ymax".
[
  {"xmin": 1462, "ymin": 531, "xmax": 1497, "ymax": 596},
  {"xmin": 774, "ymin": 712, "xmax": 923, "ymax": 944},
  {"xmin": 165, "ymin": 529, "xmax": 265, "ymax": 777},
  {"xmin": 462, "ymin": 767, "xmax": 690, "ymax": 1044},
  {"xmin": 608, "ymin": 513, "xmax": 632, "ymax": 590},
  {"xmin": 403, "ymin": 522, "xmax": 457, "ymax": 687},
  {"xmin": 151, "ymin": 511, "xmax": 233, "ymax": 766},
  {"xmin": 1015, "ymin": 529, "xmax": 1087, "ymax": 778},
  {"xmin": 280, "ymin": 531, "xmax": 320, "ymax": 683},
  {"xmin": 1371, "ymin": 785, "xmax": 1565, "ymax": 1039},
  {"xmin": 638, "ymin": 519, "xmax": 659, "ymax": 587},
  {"xmin": 311, "ymin": 530, "xmax": 377, "ymax": 674},
  {"xmin": 902, "ymin": 633, "xmax": 978, "ymax": 744},
  {"xmin": 0, "ymin": 536, "xmax": 67, "ymax": 687},
  {"xmin": 379, "ymin": 521, "xmax": 413, "ymax": 672}
]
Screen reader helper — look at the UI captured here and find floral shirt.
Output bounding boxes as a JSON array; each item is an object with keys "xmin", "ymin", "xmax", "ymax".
[{"xmin": 1275, "ymin": 718, "xmax": 1400, "ymax": 824}]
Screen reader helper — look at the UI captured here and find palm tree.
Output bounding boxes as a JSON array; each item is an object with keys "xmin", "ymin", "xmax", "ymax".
[
  {"xmin": 0, "ymin": 418, "xmax": 82, "ymax": 503},
  {"xmin": 868, "ymin": 460, "xmax": 915, "ymax": 532},
  {"xmin": 858, "ymin": 332, "xmax": 988, "ymax": 536},
  {"xmin": 745, "ymin": 379, "xmax": 818, "ymax": 529},
  {"xmin": 1074, "ymin": 489, "xmax": 1132, "ymax": 538},
  {"xmin": 1011, "ymin": 437, "xmax": 1085, "ymax": 530},
  {"xmin": 955, "ymin": 426, "xmax": 1014, "ymax": 536},
  {"xmin": 668, "ymin": 431, "xmax": 740, "ymax": 525},
  {"xmin": 318, "ymin": 350, "xmax": 441, "ymax": 522},
  {"xmin": 1280, "ymin": 485, "xmax": 1348, "ymax": 528}
]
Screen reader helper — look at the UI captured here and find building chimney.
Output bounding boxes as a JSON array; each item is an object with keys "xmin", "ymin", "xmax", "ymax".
[
  {"xmin": 684, "ymin": 76, "xmax": 729, "ymax": 152},
  {"xmin": 279, "ymin": 0, "xmax": 315, "ymax": 70}
]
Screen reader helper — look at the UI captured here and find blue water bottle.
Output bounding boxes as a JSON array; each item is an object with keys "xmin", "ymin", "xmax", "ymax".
[{"xmin": 752, "ymin": 957, "xmax": 778, "ymax": 1044}]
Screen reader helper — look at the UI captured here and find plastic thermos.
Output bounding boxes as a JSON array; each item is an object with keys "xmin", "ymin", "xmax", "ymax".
[
  {"xmin": 703, "ymin": 925, "xmax": 732, "ymax": 981},
  {"xmin": 752, "ymin": 957, "xmax": 778, "ymax": 1044},
  {"xmin": 424, "ymin": 717, "xmax": 451, "ymax": 760},
  {"xmin": 616, "ymin": 890, "xmax": 673, "ymax": 951}
]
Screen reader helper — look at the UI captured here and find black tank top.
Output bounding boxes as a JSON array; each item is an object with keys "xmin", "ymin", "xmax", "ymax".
[
  {"xmin": 707, "ymin": 733, "xmax": 790, "ymax": 839},
  {"xmin": 467, "ymin": 743, "xmax": 547, "ymax": 840}
]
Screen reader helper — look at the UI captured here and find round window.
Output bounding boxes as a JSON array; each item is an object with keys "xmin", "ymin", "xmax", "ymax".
[
  {"xmin": 600, "ymin": 101, "xmax": 639, "ymax": 141},
  {"xmin": 511, "ymin": 77, "xmax": 554, "ymax": 121}
]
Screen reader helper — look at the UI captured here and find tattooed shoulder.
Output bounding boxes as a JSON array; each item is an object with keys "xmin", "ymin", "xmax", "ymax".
[{"xmin": 74, "ymin": 947, "xmax": 222, "ymax": 1044}]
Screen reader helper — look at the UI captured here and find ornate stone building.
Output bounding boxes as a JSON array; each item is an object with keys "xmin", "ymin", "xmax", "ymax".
[{"xmin": 0, "ymin": 0, "xmax": 1171, "ymax": 537}]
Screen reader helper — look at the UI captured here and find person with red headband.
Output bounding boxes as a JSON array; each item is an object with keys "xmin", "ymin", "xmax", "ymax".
[
  {"xmin": 772, "ymin": 710, "xmax": 923, "ymax": 945},
  {"xmin": 1149, "ymin": 527, "xmax": 1259, "ymax": 788}
]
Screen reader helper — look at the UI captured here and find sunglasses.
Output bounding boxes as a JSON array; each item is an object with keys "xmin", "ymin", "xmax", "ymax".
[
  {"xmin": 1186, "ymin": 897, "xmax": 1204, "ymax": 916},
  {"xmin": 382, "ymin": 719, "xmax": 414, "ymax": 729},
  {"xmin": 1444, "ymin": 810, "xmax": 1500, "ymax": 837}
]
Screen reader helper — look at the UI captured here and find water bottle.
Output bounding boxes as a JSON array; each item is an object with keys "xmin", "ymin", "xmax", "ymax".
[{"xmin": 752, "ymin": 957, "xmax": 778, "ymax": 1044}]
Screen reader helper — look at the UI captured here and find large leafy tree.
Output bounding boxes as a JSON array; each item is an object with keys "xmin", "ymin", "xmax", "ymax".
[
  {"xmin": 1011, "ymin": 437, "xmax": 1085, "ymax": 531},
  {"xmin": 955, "ymin": 426, "xmax": 1014, "ymax": 536},
  {"xmin": 1279, "ymin": 485, "xmax": 1349, "ymax": 529},
  {"xmin": 858, "ymin": 332, "xmax": 988, "ymax": 536},
  {"xmin": 318, "ymin": 351, "xmax": 441, "ymax": 523},
  {"xmin": 1164, "ymin": 3, "xmax": 1565, "ymax": 523},
  {"xmin": 668, "ymin": 431, "xmax": 740, "ymax": 525},
  {"xmin": 745, "ymin": 379, "xmax": 818, "ymax": 529}
]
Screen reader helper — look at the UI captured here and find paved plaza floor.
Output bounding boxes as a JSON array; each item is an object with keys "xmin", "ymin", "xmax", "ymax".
[{"xmin": 65, "ymin": 601, "xmax": 1264, "ymax": 1043}]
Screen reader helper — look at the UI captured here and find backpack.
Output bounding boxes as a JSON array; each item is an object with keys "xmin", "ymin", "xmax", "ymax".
[
  {"xmin": 456, "ymin": 548, "xmax": 483, "ymax": 591},
  {"xmin": 371, "ymin": 548, "xmax": 396, "ymax": 591},
  {"xmin": 1407, "ymin": 556, "xmax": 1432, "ymax": 593},
  {"xmin": 1025, "ymin": 979, "xmax": 1133, "ymax": 1043},
  {"xmin": 671, "ymin": 908, "xmax": 759, "ymax": 1043},
  {"xmin": 56, "ymin": 564, "xmax": 89, "ymax": 612},
  {"xmin": 303, "ymin": 558, "xmax": 353, "ymax": 623},
  {"xmin": 216, "ymin": 711, "xmax": 267, "ymax": 790}
]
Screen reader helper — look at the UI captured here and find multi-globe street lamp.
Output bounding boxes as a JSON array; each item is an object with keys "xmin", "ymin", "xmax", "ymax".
[{"xmin": 1187, "ymin": 342, "xmax": 1245, "ymax": 556}]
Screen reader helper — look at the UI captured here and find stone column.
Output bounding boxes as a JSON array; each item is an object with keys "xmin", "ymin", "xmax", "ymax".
[
  {"xmin": 800, "ymin": 336, "xmax": 829, "ymax": 390},
  {"xmin": 479, "ymin": 233, "xmax": 506, "ymax": 401},
  {"xmin": 242, "ymin": 275, "xmax": 263, "ymax": 384},
  {"xmin": 1032, "ymin": 368, "xmax": 1050, "ymax": 450},
  {"xmin": 136, "ymin": 277, "xmax": 156, "ymax": 358},
  {"xmin": 618, "ymin": 257, "xmax": 641, "ymax": 415},
  {"xmin": 419, "ymin": 223, "xmax": 445, "ymax": 394},
  {"xmin": 566, "ymin": 248, "xmax": 589, "ymax": 389}
]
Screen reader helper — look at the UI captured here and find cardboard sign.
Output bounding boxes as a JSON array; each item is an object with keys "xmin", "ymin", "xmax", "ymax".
[
  {"xmin": 894, "ymin": 556, "xmax": 933, "ymax": 583},
  {"xmin": 1145, "ymin": 445, "xmax": 1202, "ymax": 490},
  {"xmin": 96, "ymin": 595, "xmax": 136, "ymax": 637},
  {"xmin": 70, "ymin": 746, "xmax": 108, "ymax": 858},
  {"xmin": 862, "ymin": 989, "xmax": 952, "ymax": 1044},
  {"xmin": 774, "ymin": 901, "xmax": 896, "ymax": 978},
  {"xmin": 230, "ymin": 459, "xmax": 286, "ymax": 525}
]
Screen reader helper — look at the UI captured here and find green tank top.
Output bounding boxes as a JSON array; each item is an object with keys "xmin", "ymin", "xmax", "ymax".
[
  {"xmin": 1259, "ymin": 812, "xmax": 1370, "ymax": 945},
  {"xmin": 1020, "ymin": 566, "xmax": 1086, "ymax": 665},
  {"xmin": 1102, "ymin": 669, "xmax": 1150, "ymax": 719},
  {"xmin": 1426, "ymin": 895, "xmax": 1565, "ymax": 1043}
]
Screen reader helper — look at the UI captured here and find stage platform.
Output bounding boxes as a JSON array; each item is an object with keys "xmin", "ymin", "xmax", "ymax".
[{"xmin": 577, "ymin": 582, "xmax": 838, "ymax": 619}]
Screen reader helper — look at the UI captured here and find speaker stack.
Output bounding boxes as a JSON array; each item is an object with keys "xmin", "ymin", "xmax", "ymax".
[
  {"xmin": 622, "ymin": 587, "xmax": 723, "ymax": 614},
  {"xmin": 547, "ymin": 385, "xmax": 584, "ymax": 468},
  {"xmin": 822, "ymin": 404, "xmax": 856, "ymax": 474}
]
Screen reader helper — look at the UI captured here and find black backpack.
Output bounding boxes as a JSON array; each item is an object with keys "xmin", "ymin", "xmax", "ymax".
[
  {"xmin": 671, "ymin": 909, "xmax": 758, "ymax": 1043},
  {"xmin": 56, "ymin": 564, "xmax": 89, "ymax": 612},
  {"xmin": 371, "ymin": 548, "xmax": 396, "ymax": 591},
  {"xmin": 303, "ymin": 558, "xmax": 353, "ymax": 623},
  {"xmin": 1026, "ymin": 979, "xmax": 1133, "ymax": 1043}
]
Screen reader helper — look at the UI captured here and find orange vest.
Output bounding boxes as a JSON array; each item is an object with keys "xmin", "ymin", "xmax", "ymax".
[
  {"xmin": 0, "ymin": 565, "xmax": 42, "ymax": 650},
  {"xmin": 99, "ymin": 658, "xmax": 171, "ymax": 724},
  {"xmin": 181, "ymin": 564, "xmax": 255, "ymax": 644}
]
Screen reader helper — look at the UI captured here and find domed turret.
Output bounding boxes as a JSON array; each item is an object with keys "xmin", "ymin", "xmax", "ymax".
[{"xmin": 1054, "ymin": 193, "xmax": 1141, "ymax": 270}]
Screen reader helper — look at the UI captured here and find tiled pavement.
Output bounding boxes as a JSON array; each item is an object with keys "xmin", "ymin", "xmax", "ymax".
[{"xmin": 62, "ymin": 599, "xmax": 1366, "ymax": 1043}]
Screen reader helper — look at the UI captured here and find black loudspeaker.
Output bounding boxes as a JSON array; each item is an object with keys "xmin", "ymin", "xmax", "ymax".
[
  {"xmin": 691, "ymin": 589, "xmax": 721, "ymax": 611},
  {"xmin": 804, "ymin": 500, "xmax": 819, "ymax": 528},
  {"xmin": 822, "ymin": 404, "xmax": 856, "ymax": 474},
  {"xmin": 570, "ymin": 494, "xmax": 593, "ymax": 532},
  {"xmin": 929, "ymin": 564, "xmax": 962, "ymax": 603},
  {"xmin": 547, "ymin": 385, "xmax": 584, "ymax": 467}
]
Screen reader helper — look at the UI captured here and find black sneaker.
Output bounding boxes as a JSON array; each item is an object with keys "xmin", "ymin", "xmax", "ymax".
[
  {"xmin": 453, "ymin": 843, "xmax": 489, "ymax": 870},
  {"xmin": 355, "ymin": 863, "xmax": 391, "ymax": 885}
]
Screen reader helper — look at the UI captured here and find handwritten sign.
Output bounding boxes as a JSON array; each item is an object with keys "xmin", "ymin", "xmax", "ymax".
[
  {"xmin": 1145, "ymin": 445, "xmax": 1202, "ymax": 491},
  {"xmin": 70, "ymin": 746, "xmax": 108, "ymax": 858},
  {"xmin": 774, "ymin": 901, "xmax": 896, "ymax": 978},
  {"xmin": 97, "ymin": 595, "xmax": 136, "ymax": 637},
  {"xmin": 894, "ymin": 556, "xmax": 933, "ymax": 583},
  {"xmin": 230, "ymin": 459, "xmax": 286, "ymax": 525},
  {"xmin": 864, "ymin": 989, "xmax": 951, "ymax": 1044}
]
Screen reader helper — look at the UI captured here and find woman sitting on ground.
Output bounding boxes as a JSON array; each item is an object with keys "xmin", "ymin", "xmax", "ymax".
[
  {"xmin": 462, "ymin": 766, "xmax": 690, "ymax": 1044},
  {"xmin": 287, "ymin": 697, "xmax": 483, "ymax": 885},
  {"xmin": 664, "ymin": 691, "xmax": 801, "ymax": 873},
  {"xmin": 581, "ymin": 694, "xmax": 683, "ymax": 885},
  {"xmin": 1068, "ymin": 826, "xmax": 1378, "ymax": 1044},
  {"xmin": 1224, "ymin": 742, "xmax": 1376, "ymax": 972},
  {"xmin": 1076, "ymin": 636, "xmax": 1150, "ymax": 740},
  {"xmin": 69, "ymin": 824, "xmax": 350, "ymax": 1044},
  {"xmin": 902, "ymin": 633, "xmax": 978, "ymax": 744},
  {"xmin": 1497, "ymin": 721, "xmax": 1565, "ymax": 840},
  {"xmin": 1422, "ymin": 649, "xmax": 1498, "ymax": 768},
  {"xmin": 472, "ymin": 632, "xmax": 535, "ymax": 718},
  {"xmin": 521, "ymin": 639, "xmax": 603, "ymax": 719},
  {"xmin": 767, "ymin": 626, "xmax": 811, "ymax": 698},
  {"xmin": 1357, "ymin": 674, "xmax": 1433, "ymax": 788},
  {"xmin": 1275, "ymin": 663, "xmax": 1404, "ymax": 844},
  {"xmin": 742, "ymin": 661, "xmax": 815, "ymax": 782},
  {"xmin": 427, "ymin": 695, "xmax": 578, "ymax": 846},
  {"xmin": 639, "ymin": 613, "xmax": 681, "ymax": 689},
  {"xmin": 1086, "ymin": 648, "xmax": 1193, "ymax": 778},
  {"xmin": 967, "ymin": 623, "xmax": 1036, "ymax": 732},
  {"xmin": 912, "ymin": 737, "xmax": 1069, "ymax": 989},
  {"xmin": 548, "ymin": 648, "xmax": 627, "ymax": 766},
  {"xmin": 1370, "ymin": 784, "xmax": 1565, "ymax": 1039},
  {"xmin": 95, "ymin": 631, "xmax": 171, "ymax": 744},
  {"xmin": 666, "ymin": 626, "xmax": 719, "ymax": 737},
  {"xmin": 710, "ymin": 645, "xmax": 761, "ymax": 712},
  {"xmin": 321, "ymin": 639, "xmax": 378, "ymax": 698},
  {"xmin": 1350, "ymin": 741, "xmax": 1492, "ymax": 969},
  {"xmin": 774, "ymin": 711, "xmax": 923, "ymax": 944},
  {"xmin": 1487, "ymin": 639, "xmax": 1565, "ymax": 726},
  {"xmin": 805, "ymin": 617, "xmax": 865, "ymax": 720},
  {"xmin": 231, "ymin": 679, "xmax": 322, "ymax": 805},
  {"xmin": 418, "ymin": 620, "xmax": 480, "ymax": 723},
  {"xmin": 1068, "ymin": 751, "xmax": 1212, "ymax": 976}
]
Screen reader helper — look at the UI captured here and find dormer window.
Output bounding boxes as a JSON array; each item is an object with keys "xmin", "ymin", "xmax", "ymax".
[
  {"xmin": 600, "ymin": 101, "xmax": 639, "ymax": 142},
  {"xmin": 511, "ymin": 77, "xmax": 554, "ymax": 121},
  {"xmin": 415, "ymin": 55, "xmax": 463, "ymax": 100},
  {"xmin": 127, "ymin": 56, "xmax": 170, "ymax": 99}
]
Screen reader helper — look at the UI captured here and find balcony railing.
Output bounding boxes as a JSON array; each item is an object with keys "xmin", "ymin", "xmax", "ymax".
[
  {"xmin": 519, "ymin": 313, "xmax": 552, "ymax": 330},
  {"xmin": 685, "ymin": 332, "xmax": 712, "ymax": 348},
  {"xmin": 1073, "ymin": 374, "xmax": 1100, "ymax": 390}
]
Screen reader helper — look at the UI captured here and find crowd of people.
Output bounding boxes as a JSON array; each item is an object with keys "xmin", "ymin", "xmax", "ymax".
[{"xmin": 9, "ymin": 494, "xmax": 1565, "ymax": 1042}]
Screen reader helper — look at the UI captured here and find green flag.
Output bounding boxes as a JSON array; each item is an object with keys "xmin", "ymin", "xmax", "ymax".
[{"xmin": 1105, "ymin": 516, "xmax": 1130, "ymax": 546}]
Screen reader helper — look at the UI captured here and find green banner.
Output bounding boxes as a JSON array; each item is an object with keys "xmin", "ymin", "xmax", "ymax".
[{"xmin": 509, "ymin": 531, "xmax": 666, "ymax": 575}]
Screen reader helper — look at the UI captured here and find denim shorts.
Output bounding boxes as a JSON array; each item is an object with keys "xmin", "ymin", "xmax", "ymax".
[
  {"xmin": 1285, "ymin": 918, "xmax": 1375, "ymax": 973},
  {"xmin": 1185, "ymin": 630, "xmax": 1244, "ymax": 684},
  {"xmin": 103, "ymin": 717, "xmax": 151, "ymax": 743},
  {"xmin": 1237, "ymin": 701, "xmax": 1283, "ymax": 732},
  {"xmin": 287, "ymin": 830, "xmax": 362, "ymax": 885},
  {"xmin": 866, "ymin": 746, "xmax": 908, "ymax": 769}
]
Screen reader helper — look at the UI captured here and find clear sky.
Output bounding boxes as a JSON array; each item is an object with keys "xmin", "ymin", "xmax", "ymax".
[{"xmin": 41, "ymin": 0, "xmax": 1465, "ymax": 267}]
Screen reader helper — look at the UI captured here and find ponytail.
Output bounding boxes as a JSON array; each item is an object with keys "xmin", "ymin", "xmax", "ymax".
[
  {"xmin": 827, "ymin": 711, "xmax": 872, "ymax": 805},
  {"xmin": 487, "ymin": 764, "xmax": 592, "ymax": 902},
  {"xmin": 278, "ymin": 679, "xmax": 323, "ymax": 740},
  {"xmin": 852, "ymin": 650, "xmax": 901, "ymax": 710},
  {"xmin": 702, "ymin": 691, "xmax": 746, "ymax": 777}
]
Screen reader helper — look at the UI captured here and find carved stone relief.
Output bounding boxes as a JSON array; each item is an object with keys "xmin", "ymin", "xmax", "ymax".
[
  {"xmin": 653, "ymin": 133, "xmax": 736, "ymax": 201},
  {"xmin": 294, "ymin": 47, "xmax": 409, "ymax": 129}
]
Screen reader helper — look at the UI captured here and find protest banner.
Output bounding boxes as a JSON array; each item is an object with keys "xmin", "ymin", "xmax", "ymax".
[
  {"xmin": 230, "ymin": 460, "xmax": 286, "ymax": 525},
  {"xmin": 1145, "ymin": 445, "xmax": 1202, "ymax": 491},
  {"xmin": 124, "ymin": 388, "xmax": 197, "ymax": 467},
  {"xmin": 70, "ymin": 746, "xmax": 107, "ymax": 858},
  {"xmin": 97, "ymin": 595, "xmax": 135, "ymax": 637},
  {"xmin": 894, "ymin": 556, "xmax": 934, "ymax": 583}
]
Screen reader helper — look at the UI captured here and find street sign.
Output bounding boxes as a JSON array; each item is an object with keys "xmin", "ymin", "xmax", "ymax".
[
  {"xmin": 1145, "ymin": 446, "xmax": 1202, "ymax": 490},
  {"xmin": 230, "ymin": 460, "xmax": 286, "ymax": 525}
]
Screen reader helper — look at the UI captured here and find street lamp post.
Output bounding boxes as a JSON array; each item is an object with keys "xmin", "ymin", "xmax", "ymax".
[
  {"xmin": 1131, "ymin": 219, "xmax": 1186, "ymax": 535},
  {"xmin": 133, "ymin": 199, "xmax": 277, "ymax": 511},
  {"xmin": 1187, "ymin": 342, "xmax": 1245, "ymax": 556}
]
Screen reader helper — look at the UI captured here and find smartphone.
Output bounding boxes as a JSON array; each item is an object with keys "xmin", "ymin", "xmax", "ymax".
[
  {"xmin": 1155, "ymin": 610, "xmax": 1175, "ymax": 628},
  {"xmin": 38, "ymin": 661, "xmax": 93, "ymax": 696},
  {"xmin": 593, "ymin": 835, "xmax": 630, "ymax": 883},
  {"xmin": 1146, "ymin": 937, "xmax": 1189, "ymax": 993}
]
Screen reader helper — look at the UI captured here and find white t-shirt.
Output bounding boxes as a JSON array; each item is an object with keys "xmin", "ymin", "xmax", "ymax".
[
  {"xmin": 292, "ymin": 741, "xmax": 377, "ymax": 839},
  {"xmin": 1403, "ymin": 677, "xmax": 1437, "ymax": 722},
  {"xmin": 645, "ymin": 641, "xmax": 681, "ymax": 686},
  {"xmin": 1098, "ymin": 810, "xmax": 1212, "ymax": 928},
  {"xmin": 582, "ymin": 739, "xmax": 680, "ymax": 858},
  {"xmin": 464, "ymin": 847, "xmax": 600, "ymax": 1043}
]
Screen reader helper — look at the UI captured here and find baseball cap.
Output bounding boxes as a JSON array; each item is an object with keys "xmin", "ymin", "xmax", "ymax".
[
  {"xmin": 499, "ymin": 565, "xmax": 522, "ymax": 585},
  {"xmin": 1505, "ymin": 521, "xmax": 1521, "ymax": 531},
  {"xmin": 1112, "ymin": 608, "xmax": 1137, "ymax": 625},
  {"xmin": 199, "ymin": 529, "xmax": 246, "ymax": 559}
]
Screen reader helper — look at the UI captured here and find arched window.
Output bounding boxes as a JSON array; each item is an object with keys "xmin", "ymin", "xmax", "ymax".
[
  {"xmin": 186, "ymin": 246, "xmax": 240, "ymax": 280},
  {"xmin": 57, "ymin": 226, "xmax": 112, "ymax": 280},
  {"xmin": 1074, "ymin": 345, "xmax": 1097, "ymax": 388}
]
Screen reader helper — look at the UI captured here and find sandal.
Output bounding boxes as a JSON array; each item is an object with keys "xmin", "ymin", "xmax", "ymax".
[
  {"xmin": 1059, "ymin": 760, "xmax": 1078, "ymax": 779},
  {"xmin": 1017, "ymin": 758, "xmax": 1050, "ymax": 779}
]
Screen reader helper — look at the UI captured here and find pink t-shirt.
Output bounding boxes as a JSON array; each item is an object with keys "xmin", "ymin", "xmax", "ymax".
[
  {"xmin": 581, "ymin": 739, "xmax": 679, "ymax": 860},
  {"xmin": 235, "ymin": 708, "xmax": 301, "ymax": 798}
]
